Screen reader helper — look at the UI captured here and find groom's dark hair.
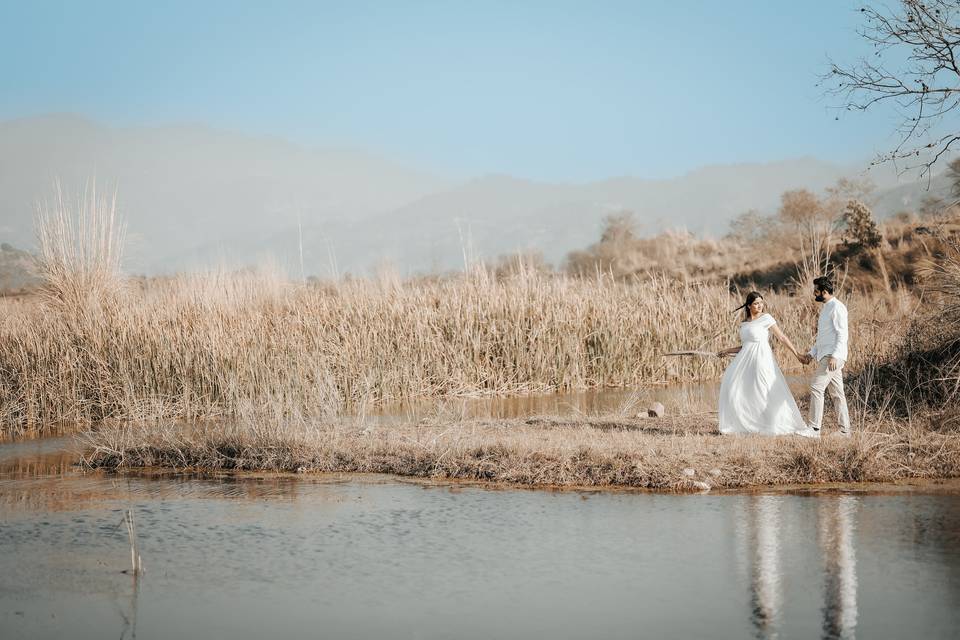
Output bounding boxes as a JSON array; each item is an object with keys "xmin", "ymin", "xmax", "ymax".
[{"xmin": 813, "ymin": 276, "xmax": 834, "ymax": 293}]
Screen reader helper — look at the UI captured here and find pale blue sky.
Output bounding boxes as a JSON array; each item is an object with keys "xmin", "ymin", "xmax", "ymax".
[{"xmin": 0, "ymin": 1, "xmax": 902, "ymax": 181}]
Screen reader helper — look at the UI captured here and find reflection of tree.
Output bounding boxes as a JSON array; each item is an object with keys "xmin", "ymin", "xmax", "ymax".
[
  {"xmin": 746, "ymin": 495, "xmax": 782, "ymax": 639},
  {"xmin": 819, "ymin": 496, "xmax": 858, "ymax": 640}
]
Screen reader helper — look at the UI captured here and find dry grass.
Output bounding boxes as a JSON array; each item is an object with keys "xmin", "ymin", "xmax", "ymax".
[
  {"xmin": 16, "ymin": 185, "xmax": 959, "ymax": 491},
  {"xmin": 34, "ymin": 181, "xmax": 126, "ymax": 308},
  {"xmin": 80, "ymin": 410, "xmax": 960, "ymax": 491},
  {"xmin": 0, "ymin": 270, "xmax": 908, "ymax": 437},
  {"xmin": 567, "ymin": 205, "xmax": 960, "ymax": 296},
  {"xmin": 0, "ymin": 181, "xmax": 921, "ymax": 438},
  {"xmin": 848, "ymin": 231, "xmax": 960, "ymax": 429}
]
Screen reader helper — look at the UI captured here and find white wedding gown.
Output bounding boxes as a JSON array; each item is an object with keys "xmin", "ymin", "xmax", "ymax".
[{"xmin": 719, "ymin": 313, "xmax": 814, "ymax": 436}]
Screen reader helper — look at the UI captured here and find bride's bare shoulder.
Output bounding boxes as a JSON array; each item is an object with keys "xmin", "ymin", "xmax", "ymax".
[{"xmin": 742, "ymin": 313, "xmax": 776, "ymax": 324}]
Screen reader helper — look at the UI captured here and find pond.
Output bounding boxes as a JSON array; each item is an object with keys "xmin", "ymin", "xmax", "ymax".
[
  {"xmin": 1, "ymin": 436, "xmax": 959, "ymax": 639},
  {"xmin": 369, "ymin": 378, "xmax": 809, "ymax": 422}
]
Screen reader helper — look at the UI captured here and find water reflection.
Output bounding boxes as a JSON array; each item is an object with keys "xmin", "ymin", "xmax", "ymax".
[
  {"xmin": 744, "ymin": 496, "xmax": 783, "ymax": 638},
  {"xmin": 2, "ymin": 438, "xmax": 959, "ymax": 639},
  {"xmin": 820, "ymin": 496, "xmax": 858, "ymax": 640},
  {"xmin": 741, "ymin": 495, "xmax": 860, "ymax": 640}
]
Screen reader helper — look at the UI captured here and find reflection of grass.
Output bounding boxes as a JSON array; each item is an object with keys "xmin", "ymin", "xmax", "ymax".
[{"xmin": 81, "ymin": 412, "xmax": 960, "ymax": 491}]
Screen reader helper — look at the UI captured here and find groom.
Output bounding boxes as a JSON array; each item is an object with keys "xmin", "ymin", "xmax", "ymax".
[{"xmin": 800, "ymin": 276, "xmax": 851, "ymax": 436}]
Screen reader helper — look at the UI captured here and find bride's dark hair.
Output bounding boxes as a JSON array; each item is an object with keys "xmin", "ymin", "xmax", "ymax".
[{"xmin": 734, "ymin": 291, "xmax": 764, "ymax": 321}]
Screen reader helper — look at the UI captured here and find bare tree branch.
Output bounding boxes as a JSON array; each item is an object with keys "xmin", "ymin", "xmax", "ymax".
[{"xmin": 823, "ymin": 1, "xmax": 960, "ymax": 176}]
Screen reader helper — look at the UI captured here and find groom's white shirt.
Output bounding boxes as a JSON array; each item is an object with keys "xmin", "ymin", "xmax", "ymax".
[{"xmin": 809, "ymin": 297, "xmax": 849, "ymax": 362}]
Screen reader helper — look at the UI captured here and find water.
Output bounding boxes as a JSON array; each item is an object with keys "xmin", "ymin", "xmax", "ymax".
[
  {"xmin": 2, "ymin": 438, "xmax": 959, "ymax": 639},
  {"xmin": 368, "ymin": 378, "xmax": 810, "ymax": 423}
]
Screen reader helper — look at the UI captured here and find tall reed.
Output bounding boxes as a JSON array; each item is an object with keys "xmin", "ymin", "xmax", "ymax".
[
  {"xmin": 34, "ymin": 182, "xmax": 126, "ymax": 308},
  {"xmin": 0, "ymin": 266, "xmax": 903, "ymax": 435},
  {"xmin": 0, "ymin": 187, "xmax": 909, "ymax": 436}
]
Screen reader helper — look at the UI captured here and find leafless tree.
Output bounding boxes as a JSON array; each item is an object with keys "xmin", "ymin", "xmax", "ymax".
[
  {"xmin": 777, "ymin": 189, "xmax": 839, "ymax": 287},
  {"xmin": 726, "ymin": 209, "xmax": 776, "ymax": 245},
  {"xmin": 825, "ymin": 1, "xmax": 960, "ymax": 176}
]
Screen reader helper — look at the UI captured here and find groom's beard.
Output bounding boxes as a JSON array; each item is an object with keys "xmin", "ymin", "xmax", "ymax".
[{"xmin": 815, "ymin": 294, "xmax": 826, "ymax": 302}]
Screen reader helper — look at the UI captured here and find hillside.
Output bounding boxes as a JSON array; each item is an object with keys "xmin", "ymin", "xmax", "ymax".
[
  {"xmin": 1, "ymin": 115, "xmax": 951, "ymax": 277},
  {"xmin": 0, "ymin": 243, "xmax": 39, "ymax": 293},
  {"xmin": 0, "ymin": 115, "xmax": 449, "ymax": 274}
]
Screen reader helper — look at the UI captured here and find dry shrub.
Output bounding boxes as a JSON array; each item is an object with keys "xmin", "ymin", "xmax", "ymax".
[
  {"xmin": 565, "ymin": 185, "xmax": 960, "ymax": 301},
  {"xmin": 849, "ymin": 228, "xmax": 960, "ymax": 429},
  {"xmin": 566, "ymin": 213, "xmax": 739, "ymax": 281}
]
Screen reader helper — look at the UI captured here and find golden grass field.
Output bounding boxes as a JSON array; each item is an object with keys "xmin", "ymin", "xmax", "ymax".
[
  {"xmin": 3, "ymin": 186, "xmax": 959, "ymax": 491},
  {"xmin": 0, "ymin": 269, "xmax": 912, "ymax": 435}
]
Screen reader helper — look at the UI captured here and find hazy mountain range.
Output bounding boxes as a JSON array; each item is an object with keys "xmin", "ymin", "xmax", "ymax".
[{"xmin": 0, "ymin": 115, "xmax": 951, "ymax": 277}]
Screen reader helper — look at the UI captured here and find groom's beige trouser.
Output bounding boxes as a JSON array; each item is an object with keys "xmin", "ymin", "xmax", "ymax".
[{"xmin": 809, "ymin": 357, "xmax": 851, "ymax": 433}]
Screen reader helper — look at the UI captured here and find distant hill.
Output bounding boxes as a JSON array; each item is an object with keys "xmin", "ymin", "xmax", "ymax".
[
  {"xmin": 0, "ymin": 243, "xmax": 39, "ymax": 292},
  {"xmin": 319, "ymin": 160, "xmax": 857, "ymax": 274},
  {"xmin": 267, "ymin": 161, "xmax": 950, "ymax": 275},
  {"xmin": 0, "ymin": 115, "xmax": 450, "ymax": 274},
  {"xmin": 869, "ymin": 172, "xmax": 953, "ymax": 216},
  {"xmin": 0, "ymin": 114, "xmax": 951, "ymax": 277}
]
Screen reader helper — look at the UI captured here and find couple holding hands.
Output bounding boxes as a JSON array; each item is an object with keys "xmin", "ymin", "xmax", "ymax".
[{"xmin": 716, "ymin": 276, "xmax": 851, "ymax": 438}]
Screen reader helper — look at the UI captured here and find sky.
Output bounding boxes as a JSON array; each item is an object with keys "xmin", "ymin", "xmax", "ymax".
[{"xmin": 0, "ymin": 0, "xmax": 909, "ymax": 182}]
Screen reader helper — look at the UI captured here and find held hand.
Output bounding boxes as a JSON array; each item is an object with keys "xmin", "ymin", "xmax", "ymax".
[{"xmin": 828, "ymin": 356, "xmax": 838, "ymax": 372}]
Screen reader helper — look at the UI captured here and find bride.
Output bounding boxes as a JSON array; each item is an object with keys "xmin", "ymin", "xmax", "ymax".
[{"xmin": 716, "ymin": 292, "xmax": 817, "ymax": 437}]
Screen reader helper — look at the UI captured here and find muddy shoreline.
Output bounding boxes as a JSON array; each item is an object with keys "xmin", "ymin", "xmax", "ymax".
[
  {"xmin": 5, "ymin": 435, "xmax": 960, "ymax": 498},
  {"xmin": 74, "ymin": 413, "xmax": 960, "ymax": 492}
]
